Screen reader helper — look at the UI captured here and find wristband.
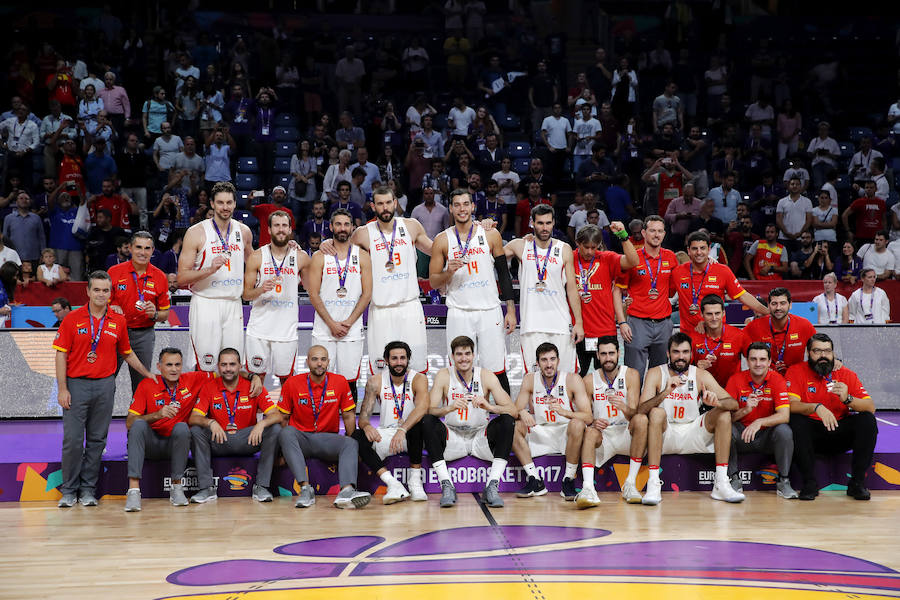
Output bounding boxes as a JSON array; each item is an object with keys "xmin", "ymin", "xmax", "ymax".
[
  {"xmin": 397, "ymin": 426, "xmax": 407, "ymax": 434},
  {"xmin": 814, "ymin": 403, "xmax": 823, "ymax": 413},
  {"xmin": 614, "ymin": 229, "xmax": 630, "ymax": 241},
  {"xmin": 843, "ymin": 395, "xmax": 853, "ymax": 406}
]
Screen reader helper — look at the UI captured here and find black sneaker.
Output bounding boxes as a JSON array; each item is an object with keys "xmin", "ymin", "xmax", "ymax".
[
  {"xmin": 560, "ymin": 477, "xmax": 578, "ymax": 501},
  {"xmin": 847, "ymin": 479, "xmax": 871, "ymax": 501},
  {"xmin": 516, "ymin": 476, "xmax": 548, "ymax": 498},
  {"xmin": 798, "ymin": 484, "xmax": 818, "ymax": 501}
]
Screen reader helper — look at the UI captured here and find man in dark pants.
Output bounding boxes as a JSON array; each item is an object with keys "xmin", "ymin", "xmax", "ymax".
[
  {"xmin": 108, "ymin": 231, "xmax": 171, "ymax": 394},
  {"xmin": 189, "ymin": 347, "xmax": 282, "ymax": 504},
  {"xmin": 786, "ymin": 333, "xmax": 878, "ymax": 501},
  {"xmin": 53, "ymin": 271, "xmax": 154, "ymax": 507}
]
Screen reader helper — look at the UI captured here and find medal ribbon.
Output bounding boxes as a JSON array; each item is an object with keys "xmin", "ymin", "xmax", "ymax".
[
  {"xmin": 541, "ymin": 372, "xmax": 559, "ymax": 397},
  {"xmin": 221, "ymin": 389, "xmax": 239, "ymax": 426},
  {"xmin": 748, "ymin": 378, "xmax": 766, "ymax": 398},
  {"xmin": 164, "ymin": 381, "xmax": 179, "ymax": 406},
  {"xmin": 212, "ymin": 219, "xmax": 232, "ymax": 254},
  {"xmin": 378, "ymin": 220, "xmax": 398, "ymax": 263},
  {"xmin": 88, "ymin": 309, "xmax": 107, "ymax": 355},
  {"xmin": 577, "ymin": 251, "xmax": 597, "ymax": 295},
  {"xmin": 690, "ymin": 262, "xmax": 710, "ymax": 306},
  {"xmin": 270, "ymin": 246, "xmax": 288, "ymax": 278},
  {"xmin": 643, "ymin": 248, "xmax": 662, "ymax": 291},
  {"xmin": 769, "ymin": 317, "xmax": 790, "ymax": 363},
  {"xmin": 390, "ymin": 373, "xmax": 409, "ymax": 421},
  {"xmin": 131, "ymin": 271, "xmax": 149, "ymax": 303},
  {"xmin": 703, "ymin": 335, "xmax": 723, "ymax": 357},
  {"xmin": 533, "ymin": 239, "xmax": 552, "ymax": 283},
  {"xmin": 454, "ymin": 223, "xmax": 474, "ymax": 262},
  {"xmin": 334, "ymin": 245, "xmax": 352, "ymax": 289},
  {"xmin": 307, "ymin": 375, "xmax": 329, "ymax": 431},
  {"xmin": 456, "ymin": 369, "xmax": 474, "ymax": 394}
]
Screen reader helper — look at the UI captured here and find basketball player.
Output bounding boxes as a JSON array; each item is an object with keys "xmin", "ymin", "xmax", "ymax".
[
  {"xmin": 423, "ymin": 335, "xmax": 517, "ymax": 508},
  {"xmin": 504, "ymin": 204, "xmax": 585, "ymax": 373},
  {"xmin": 177, "ymin": 181, "xmax": 254, "ymax": 371},
  {"xmin": 243, "ymin": 210, "xmax": 309, "ymax": 384},
  {"xmin": 429, "ymin": 189, "xmax": 517, "ymax": 394},
  {"xmin": 512, "ymin": 342, "xmax": 592, "ymax": 500},
  {"xmin": 306, "ymin": 208, "xmax": 372, "ymax": 400},
  {"xmin": 353, "ymin": 341, "xmax": 429, "ymax": 504},
  {"xmin": 321, "ymin": 186, "xmax": 432, "ymax": 374},
  {"xmin": 575, "ymin": 336, "xmax": 645, "ymax": 508},
  {"xmin": 639, "ymin": 332, "xmax": 744, "ymax": 505}
]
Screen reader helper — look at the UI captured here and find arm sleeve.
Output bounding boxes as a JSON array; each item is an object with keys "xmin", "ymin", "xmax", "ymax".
[
  {"xmin": 494, "ymin": 254, "xmax": 515, "ymax": 301},
  {"xmin": 784, "ymin": 365, "xmax": 804, "ymax": 401},
  {"xmin": 117, "ymin": 320, "xmax": 133, "ymax": 355},
  {"xmin": 772, "ymin": 376, "xmax": 790, "ymax": 410},
  {"xmin": 129, "ymin": 384, "xmax": 148, "ymax": 415},
  {"xmin": 847, "ymin": 371, "xmax": 870, "ymax": 399},
  {"xmin": 339, "ymin": 379, "xmax": 356, "ymax": 412},
  {"xmin": 277, "ymin": 380, "xmax": 293, "ymax": 414},
  {"xmin": 52, "ymin": 320, "xmax": 73, "ymax": 352}
]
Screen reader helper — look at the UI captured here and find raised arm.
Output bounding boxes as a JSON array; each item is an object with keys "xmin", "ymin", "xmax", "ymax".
[{"xmin": 562, "ymin": 244, "xmax": 585, "ymax": 343}]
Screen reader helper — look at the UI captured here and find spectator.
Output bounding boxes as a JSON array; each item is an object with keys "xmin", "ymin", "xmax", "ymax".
[
  {"xmin": 889, "ymin": 94, "xmax": 900, "ymax": 134},
  {"xmin": 810, "ymin": 189, "xmax": 838, "ymax": 247},
  {"xmin": 83, "ymin": 140, "xmax": 118, "ymax": 196},
  {"xmin": 17, "ymin": 260, "xmax": 34, "ymax": 286},
  {"xmin": 0, "ymin": 232, "xmax": 21, "ymax": 267},
  {"xmin": 0, "ymin": 104, "xmax": 40, "ymax": 188},
  {"xmin": 448, "ymin": 96, "xmax": 476, "ymax": 138},
  {"xmin": 707, "ymin": 171, "xmax": 742, "ymax": 224},
  {"xmin": 89, "ymin": 178, "xmax": 135, "ymax": 230},
  {"xmin": 152, "ymin": 121, "xmax": 184, "ymax": 177},
  {"xmin": 843, "ymin": 180, "xmax": 886, "ymax": 245},
  {"xmin": 335, "ymin": 45, "xmax": 365, "ymax": 117},
  {"xmin": 604, "ymin": 174, "xmax": 635, "ymax": 224},
  {"xmin": 329, "ymin": 181, "xmax": 364, "ymax": 226},
  {"xmin": 443, "ymin": 28, "xmax": 471, "ymax": 87},
  {"xmin": 806, "ymin": 121, "xmax": 841, "ymax": 191},
  {"xmin": 492, "ymin": 157, "xmax": 520, "ymax": 211},
  {"xmin": 203, "ymin": 126, "xmax": 235, "ymax": 185},
  {"xmin": 812, "ymin": 272, "xmax": 849, "ymax": 324},
  {"xmin": 50, "ymin": 297, "xmax": 72, "ymax": 326},
  {"xmin": 404, "ymin": 139, "xmax": 432, "ymax": 209},
  {"xmin": 848, "ymin": 136, "xmax": 883, "ymax": 185},
  {"xmin": 835, "ymin": 241, "xmax": 863, "ymax": 285},
  {"xmin": 289, "ymin": 140, "xmax": 317, "ymax": 216},
  {"xmin": 848, "ymin": 269, "xmax": 890, "ymax": 324},
  {"xmin": 704, "ymin": 56, "xmax": 728, "ymax": 111},
  {"xmin": 749, "ymin": 171, "xmax": 785, "ymax": 231},
  {"xmin": 856, "ymin": 231, "xmax": 894, "ymax": 280},
  {"xmin": 199, "ymin": 81, "xmax": 225, "ymax": 140},
  {"xmin": 477, "ymin": 55, "xmax": 510, "ymax": 122},
  {"xmin": 854, "ymin": 156, "xmax": 889, "ymax": 200},
  {"xmin": 299, "ymin": 56, "xmax": 323, "ymax": 128},
  {"xmin": 540, "ymin": 103, "xmax": 572, "ymax": 183},
  {"xmin": 529, "ymin": 60, "xmax": 558, "ymax": 134},
  {"xmin": 300, "ymin": 200, "xmax": 331, "ymax": 247},
  {"xmin": 348, "ymin": 167, "xmax": 368, "ymax": 206},
  {"xmin": 664, "ymin": 182, "xmax": 702, "ymax": 249},
  {"xmin": 251, "ymin": 87, "xmax": 279, "ymax": 190},
  {"xmin": 468, "ymin": 106, "xmax": 501, "ymax": 152},
  {"xmin": 172, "ymin": 137, "xmax": 204, "ymax": 192},
  {"xmin": 46, "ymin": 189, "xmax": 83, "ymax": 281},
  {"xmin": 349, "ymin": 147, "xmax": 380, "ymax": 195},
  {"xmin": 77, "ymin": 84, "xmax": 104, "ymax": 131},
  {"xmin": 322, "ymin": 148, "xmax": 353, "ymax": 202},
  {"xmin": 476, "ymin": 179, "xmax": 506, "ymax": 231},
  {"xmin": 567, "ymin": 192, "xmax": 608, "ymax": 241},
  {"xmin": 744, "ymin": 93, "xmax": 775, "ymax": 140},
  {"xmin": 820, "ymin": 168, "xmax": 839, "ymax": 208},
  {"xmin": 610, "ymin": 58, "xmax": 638, "ymax": 123},
  {"xmin": 410, "ymin": 186, "xmax": 449, "ymax": 241},
  {"xmin": 652, "ymin": 81, "xmax": 683, "ymax": 132},
  {"xmin": 98, "ymin": 72, "xmax": 130, "ymax": 135},
  {"xmin": 587, "ymin": 48, "xmax": 612, "ymax": 107},
  {"xmin": 576, "ymin": 142, "xmax": 616, "ymax": 201},
  {"xmin": 475, "ymin": 132, "xmax": 505, "ymax": 178},
  {"xmin": 401, "ymin": 40, "xmax": 430, "ymax": 93},
  {"xmin": 222, "ymin": 83, "xmax": 253, "ymax": 156},
  {"xmin": 104, "ymin": 236, "xmax": 131, "ymax": 268},
  {"xmin": 406, "ymin": 95, "xmax": 436, "ymax": 138},
  {"xmin": 776, "ymin": 177, "xmax": 813, "ymax": 252},
  {"xmin": 515, "ymin": 181, "xmax": 552, "ymax": 237},
  {"xmin": 335, "ymin": 112, "xmax": 365, "ymax": 153},
  {"xmin": 742, "ymin": 123, "xmax": 772, "ymax": 187},
  {"xmin": 710, "ymin": 146, "xmax": 743, "ymax": 188},
  {"xmin": 775, "ymin": 99, "xmax": 802, "ymax": 162},
  {"xmin": 250, "ymin": 186, "xmax": 295, "ymax": 247},
  {"xmin": 175, "ymin": 76, "xmax": 202, "ymax": 142},
  {"xmin": 572, "ymin": 104, "xmax": 602, "ymax": 174},
  {"xmin": 2, "ymin": 192, "xmax": 44, "ymax": 264},
  {"xmin": 641, "ymin": 154, "xmax": 692, "ymax": 218},
  {"xmin": 681, "ymin": 125, "xmax": 710, "ymax": 197},
  {"xmin": 85, "ymin": 208, "xmax": 124, "ymax": 272},
  {"xmin": 448, "ymin": 153, "xmax": 475, "ymax": 191},
  {"xmin": 688, "ymin": 198, "xmax": 726, "ymax": 246},
  {"xmin": 597, "ymin": 102, "xmax": 620, "ymax": 152},
  {"xmin": 40, "ymin": 100, "xmax": 77, "ymax": 179},
  {"xmin": 173, "ymin": 53, "xmax": 200, "ymax": 95},
  {"xmin": 47, "ymin": 60, "xmax": 77, "ymax": 109},
  {"xmin": 726, "ymin": 213, "xmax": 760, "ymax": 276},
  {"xmin": 142, "ymin": 86, "xmax": 173, "ymax": 141},
  {"xmin": 117, "ymin": 133, "xmax": 152, "ymax": 229},
  {"xmin": 414, "ymin": 114, "xmax": 444, "ymax": 160}
]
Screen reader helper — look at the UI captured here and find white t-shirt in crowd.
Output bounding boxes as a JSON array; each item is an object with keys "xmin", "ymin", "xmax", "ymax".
[
  {"xmin": 492, "ymin": 170, "xmax": 521, "ymax": 205},
  {"xmin": 810, "ymin": 204, "xmax": 838, "ymax": 242},
  {"xmin": 776, "ymin": 195, "xmax": 813, "ymax": 239},
  {"xmin": 448, "ymin": 106, "xmax": 476, "ymax": 136},
  {"xmin": 541, "ymin": 115, "xmax": 572, "ymax": 150},
  {"xmin": 568, "ymin": 208, "xmax": 609, "ymax": 236},
  {"xmin": 572, "ymin": 117, "xmax": 601, "ymax": 155},
  {"xmin": 857, "ymin": 244, "xmax": 895, "ymax": 276}
]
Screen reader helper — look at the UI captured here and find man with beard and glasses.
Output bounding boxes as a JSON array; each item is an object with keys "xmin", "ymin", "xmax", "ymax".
[
  {"xmin": 430, "ymin": 189, "xmax": 517, "ymax": 394},
  {"xmin": 188, "ymin": 347, "xmax": 282, "ymax": 505},
  {"xmin": 512, "ymin": 342, "xmax": 592, "ymax": 501},
  {"xmin": 423, "ymin": 335, "xmax": 517, "ymax": 508},
  {"xmin": 243, "ymin": 210, "xmax": 310, "ymax": 385},
  {"xmin": 320, "ymin": 186, "xmax": 433, "ymax": 374},
  {"xmin": 505, "ymin": 205, "xmax": 585, "ymax": 374},
  {"xmin": 743, "ymin": 287, "xmax": 817, "ymax": 375},
  {"xmin": 353, "ymin": 341, "xmax": 429, "ymax": 505},
  {"xmin": 576, "ymin": 336, "xmax": 645, "ymax": 508},
  {"xmin": 688, "ymin": 294, "xmax": 750, "ymax": 387},
  {"xmin": 177, "ymin": 181, "xmax": 255, "ymax": 371},
  {"xmin": 307, "ymin": 209, "xmax": 372, "ymax": 401},
  {"xmin": 639, "ymin": 332, "xmax": 743, "ymax": 505},
  {"xmin": 278, "ymin": 345, "xmax": 372, "ymax": 509},
  {"xmin": 786, "ymin": 333, "xmax": 877, "ymax": 500}
]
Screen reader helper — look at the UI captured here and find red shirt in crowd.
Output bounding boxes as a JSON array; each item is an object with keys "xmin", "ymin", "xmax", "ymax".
[
  {"xmin": 750, "ymin": 241, "xmax": 787, "ymax": 280},
  {"xmin": 616, "ymin": 247, "xmax": 677, "ymax": 320},
  {"xmin": 193, "ymin": 376, "xmax": 274, "ymax": 430},
  {"xmin": 108, "ymin": 261, "xmax": 171, "ymax": 329},
  {"xmin": 128, "ymin": 371, "xmax": 213, "ymax": 436},
  {"xmin": 847, "ymin": 196, "xmax": 886, "ymax": 239},
  {"xmin": 689, "ymin": 323, "xmax": 750, "ymax": 386},
  {"xmin": 90, "ymin": 194, "xmax": 132, "ymax": 230},
  {"xmin": 53, "ymin": 305, "xmax": 131, "ymax": 379},
  {"xmin": 671, "ymin": 260, "xmax": 747, "ymax": 332},
  {"xmin": 251, "ymin": 203, "xmax": 295, "ymax": 246},
  {"xmin": 742, "ymin": 315, "xmax": 817, "ymax": 374},
  {"xmin": 575, "ymin": 249, "xmax": 623, "ymax": 337},
  {"xmin": 785, "ymin": 362, "xmax": 869, "ymax": 422},
  {"xmin": 515, "ymin": 197, "xmax": 552, "ymax": 237},
  {"xmin": 725, "ymin": 369, "xmax": 790, "ymax": 428},
  {"xmin": 278, "ymin": 372, "xmax": 355, "ymax": 433}
]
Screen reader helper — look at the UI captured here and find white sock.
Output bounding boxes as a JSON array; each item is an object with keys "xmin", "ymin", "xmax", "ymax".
[
  {"xmin": 715, "ymin": 463, "xmax": 728, "ymax": 481},
  {"xmin": 433, "ymin": 460, "xmax": 451, "ymax": 482},
  {"xmin": 488, "ymin": 458, "xmax": 507, "ymax": 482},
  {"xmin": 379, "ymin": 471, "xmax": 398, "ymax": 485},
  {"xmin": 581, "ymin": 464, "xmax": 595, "ymax": 491},
  {"xmin": 523, "ymin": 462, "xmax": 539, "ymax": 478},
  {"xmin": 564, "ymin": 462, "xmax": 578, "ymax": 480},
  {"xmin": 127, "ymin": 487, "xmax": 140, "ymax": 493},
  {"xmin": 626, "ymin": 457, "xmax": 642, "ymax": 484},
  {"xmin": 648, "ymin": 465, "xmax": 660, "ymax": 483}
]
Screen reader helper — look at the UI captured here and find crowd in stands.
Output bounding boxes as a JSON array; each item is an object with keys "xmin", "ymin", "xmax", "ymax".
[{"xmin": 1, "ymin": 5, "xmax": 900, "ymax": 318}]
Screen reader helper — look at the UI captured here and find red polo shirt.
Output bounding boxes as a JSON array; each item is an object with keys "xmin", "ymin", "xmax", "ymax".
[
  {"xmin": 725, "ymin": 369, "xmax": 790, "ymax": 427},
  {"xmin": 671, "ymin": 260, "xmax": 746, "ymax": 332},
  {"xmin": 689, "ymin": 324, "xmax": 749, "ymax": 386},
  {"xmin": 128, "ymin": 371, "xmax": 214, "ymax": 436},
  {"xmin": 53, "ymin": 305, "xmax": 131, "ymax": 379},
  {"xmin": 278, "ymin": 372, "xmax": 355, "ymax": 433},
  {"xmin": 742, "ymin": 315, "xmax": 817, "ymax": 374},
  {"xmin": 575, "ymin": 249, "xmax": 623, "ymax": 337},
  {"xmin": 616, "ymin": 247, "xmax": 677, "ymax": 320},
  {"xmin": 193, "ymin": 376, "xmax": 275, "ymax": 430},
  {"xmin": 785, "ymin": 362, "xmax": 869, "ymax": 422},
  {"xmin": 108, "ymin": 261, "xmax": 171, "ymax": 328}
]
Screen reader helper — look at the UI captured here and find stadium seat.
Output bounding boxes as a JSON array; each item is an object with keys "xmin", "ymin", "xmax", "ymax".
[
  {"xmin": 848, "ymin": 126, "xmax": 872, "ymax": 143},
  {"xmin": 275, "ymin": 127, "xmax": 299, "ymax": 141},
  {"xmin": 888, "ymin": 190, "xmax": 900, "ymax": 208},
  {"xmin": 235, "ymin": 173, "xmax": 259, "ymax": 189},
  {"xmin": 275, "ymin": 142, "xmax": 294, "ymax": 156},
  {"xmin": 274, "ymin": 174, "xmax": 292, "ymax": 189},
  {"xmin": 507, "ymin": 142, "xmax": 532, "ymax": 158},
  {"xmin": 500, "ymin": 114, "xmax": 520, "ymax": 132},
  {"xmin": 237, "ymin": 157, "xmax": 259, "ymax": 173},
  {"xmin": 274, "ymin": 157, "xmax": 291, "ymax": 173},
  {"xmin": 835, "ymin": 174, "xmax": 852, "ymax": 190},
  {"xmin": 236, "ymin": 190, "xmax": 252, "ymax": 209},
  {"xmin": 276, "ymin": 113, "xmax": 299, "ymax": 127},
  {"xmin": 513, "ymin": 158, "xmax": 530, "ymax": 174},
  {"xmin": 838, "ymin": 142, "xmax": 854, "ymax": 159}
]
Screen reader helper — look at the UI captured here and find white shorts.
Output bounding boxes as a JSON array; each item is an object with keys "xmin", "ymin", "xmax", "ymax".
[
  {"xmin": 520, "ymin": 331, "xmax": 577, "ymax": 374},
  {"xmin": 662, "ymin": 418, "xmax": 714, "ymax": 455},
  {"xmin": 189, "ymin": 295, "xmax": 244, "ymax": 371},
  {"xmin": 372, "ymin": 426, "xmax": 410, "ymax": 460},
  {"xmin": 444, "ymin": 425, "xmax": 493, "ymax": 462},
  {"xmin": 446, "ymin": 306, "xmax": 507, "ymax": 373},
  {"xmin": 526, "ymin": 422, "xmax": 570, "ymax": 457},
  {"xmin": 594, "ymin": 424, "xmax": 633, "ymax": 467},
  {"xmin": 244, "ymin": 334, "xmax": 298, "ymax": 378},
  {"xmin": 367, "ymin": 299, "xmax": 427, "ymax": 374},
  {"xmin": 311, "ymin": 334, "xmax": 364, "ymax": 382}
]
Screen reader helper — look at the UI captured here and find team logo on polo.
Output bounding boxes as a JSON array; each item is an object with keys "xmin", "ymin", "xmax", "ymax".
[
  {"xmin": 808, "ymin": 385, "xmax": 817, "ymax": 393},
  {"xmin": 681, "ymin": 282, "xmax": 689, "ymax": 289},
  {"xmin": 77, "ymin": 327, "xmax": 88, "ymax": 335},
  {"xmin": 117, "ymin": 283, "xmax": 127, "ymax": 291}
]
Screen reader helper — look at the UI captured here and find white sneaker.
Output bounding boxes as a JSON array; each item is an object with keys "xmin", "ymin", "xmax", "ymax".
[
  {"xmin": 621, "ymin": 480, "xmax": 642, "ymax": 504},
  {"xmin": 575, "ymin": 488, "xmax": 601, "ymax": 509},
  {"xmin": 383, "ymin": 480, "xmax": 410, "ymax": 505},
  {"xmin": 642, "ymin": 479, "xmax": 662, "ymax": 505},
  {"xmin": 408, "ymin": 477, "xmax": 427, "ymax": 502},
  {"xmin": 712, "ymin": 479, "xmax": 746, "ymax": 503}
]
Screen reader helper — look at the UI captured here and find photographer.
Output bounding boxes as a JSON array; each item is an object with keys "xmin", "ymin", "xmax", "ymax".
[
  {"xmin": 790, "ymin": 231, "xmax": 832, "ymax": 280},
  {"xmin": 203, "ymin": 124, "xmax": 236, "ymax": 186}
]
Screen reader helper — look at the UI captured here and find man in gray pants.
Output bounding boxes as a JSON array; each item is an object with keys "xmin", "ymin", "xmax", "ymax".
[
  {"xmin": 124, "ymin": 347, "xmax": 212, "ymax": 511},
  {"xmin": 189, "ymin": 347, "xmax": 283, "ymax": 504},
  {"xmin": 277, "ymin": 345, "xmax": 371, "ymax": 509},
  {"xmin": 54, "ymin": 271, "xmax": 154, "ymax": 508}
]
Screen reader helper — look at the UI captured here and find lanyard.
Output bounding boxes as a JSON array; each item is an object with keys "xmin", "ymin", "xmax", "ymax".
[
  {"xmin": 131, "ymin": 271, "xmax": 149, "ymax": 302},
  {"xmin": 862, "ymin": 290, "xmax": 874, "ymax": 316},
  {"xmin": 221, "ymin": 389, "xmax": 239, "ymax": 425},
  {"xmin": 164, "ymin": 381, "xmax": 179, "ymax": 405},
  {"xmin": 825, "ymin": 295, "xmax": 837, "ymax": 322},
  {"xmin": 769, "ymin": 317, "xmax": 790, "ymax": 362},
  {"xmin": 212, "ymin": 219, "xmax": 231, "ymax": 253},
  {"xmin": 602, "ymin": 368, "xmax": 617, "ymax": 390},
  {"xmin": 377, "ymin": 220, "xmax": 398, "ymax": 259},
  {"xmin": 270, "ymin": 246, "xmax": 288, "ymax": 278},
  {"xmin": 334, "ymin": 245, "xmax": 352, "ymax": 288},
  {"xmin": 456, "ymin": 369, "xmax": 474, "ymax": 394},
  {"xmin": 533, "ymin": 239, "xmax": 552, "ymax": 283},
  {"xmin": 454, "ymin": 223, "xmax": 474, "ymax": 261},
  {"xmin": 703, "ymin": 334, "xmax": 723, "ymax": 357},
  {"xmin": 311, "ymin": 220, "xmax": 325, "ymax": 237},
  {"xmin": 88, "ymin": 309, "xmax": 107, "ymax": 354},
  {"xmin": 642, "ymin": 248, "xmax": 662, "ymax": 290},
  {"xmin": 541, "ymin": 373, "xmax": 559, "ymax": 397},
  {"xmin": 690, "ymin": 262, "xmax": 710, "ymax": 305},
  {"xmin": 748, "ymin": 378, "xmax": 766, "ymax": 397},
  {"xmin": 306, "ymin": 375, "xmax": 329, "ymax": 431},
  {"xmin": 576, "ymin": 251, "xmax": 597, "ymax": 295},
  {"xmin": 390, "ymin": 373, "xmax": 409, "ymax": 419},
  {"xmin": 258, "ymin": 107, "xmax": 271, "ymax": 129}
]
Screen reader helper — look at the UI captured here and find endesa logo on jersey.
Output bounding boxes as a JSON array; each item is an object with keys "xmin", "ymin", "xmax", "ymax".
[
  {"xmin": 211, "ymin": 278, "xmax": 243, "ymax": 287},
  {"xmin": 380, "ymin": 272, "xmax": 410, "ymax": 283}
]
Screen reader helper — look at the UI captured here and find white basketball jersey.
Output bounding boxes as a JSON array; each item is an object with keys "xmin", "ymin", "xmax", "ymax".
[
  {"xmin": 246, "ymin": 245, "xmax": 300, "ymax": 342},
  {"xmin": 190, "ymin": 219, "xmax": 245, "ymax": 299},
  {"xmin": 312, "ymin": 245, "xmax": 364, "ymax": 341},
  {"xmin": 367, "ymin": 217, "xmax": 419, "ymax": 307},
  {"xmin": 444, "ymin": 368, "xmax": 490, "ymax": 431},
  {"xmin": 531, "ymin": 371, "xmax": 572, "ymax": 426},
  {"xmin": 445, "ymin": 224, "xmax": 499, "ymax": 311},
  {"xmin": 379, "ymin": 372, "xmax": 414, "ymax": 428},
  {"xmin": 591, "ymin": 366, "xmax": 629, "ymax": 426},
  {"xmin": 659, "ymin": 365, "xmax": 701, "ymax": 424},
  {"xmin": 519, "ymin": 239, "xmax": 570, "ymax": 335}
]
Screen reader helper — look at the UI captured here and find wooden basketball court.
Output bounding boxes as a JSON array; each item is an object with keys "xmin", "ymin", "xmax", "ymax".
[{"xmin": 4, "ymin": 490, "xmax": 900, "ymax": 599}]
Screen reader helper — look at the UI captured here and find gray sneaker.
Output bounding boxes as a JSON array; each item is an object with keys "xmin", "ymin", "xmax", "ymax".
[
  {"xmin": 124, "ymin": 489, "xmax": 142, "ymax": 512},
  {"xmin": 482, "ymin": 479, "xmax": 504, "ymax": 508},
  {"xmin": 79, "ymin": 491, "xmax": 98, "ymax": 506},
  {"xmin": 295, "ymin": 484, "xmax": 316, "ymax": 508},
  {"xmin": 58, "ymin": 493, "xmax": 77, "ymax": 508},
  {"xmin": 439, "ymin": 480, "xmax": 457, "ymax": 507},
  {"xmin": 170, "ymin": 483, "xmax": 188, "ymax": 506},
  {"xmin": 729, "ymin": 474, "xmax": 744, "ymax": 493},
  {"xmin": 190, "ymin": 486, "xmax": 218, "ymax": 504},
  {"xmin": 252, "ymin": 484, "xmax": 273, "ymax": 502},
  {"xmin": 777, "ymin": 476, "xmax": 799, "ymax": 499},
  {"xmin": 334, "ymin": 487, "xmax": 371, "ymax": 509}
]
